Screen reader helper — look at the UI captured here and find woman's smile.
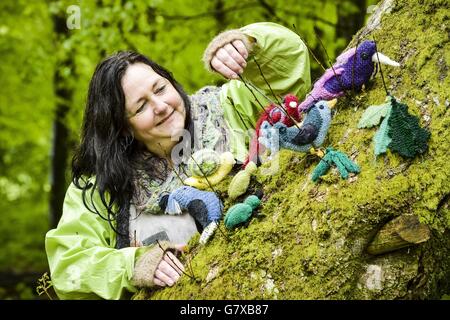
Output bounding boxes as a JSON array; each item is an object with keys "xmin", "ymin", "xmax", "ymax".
[{"xmin": 156, "ymin": 109, "xmax": 175, "ymax": 127}]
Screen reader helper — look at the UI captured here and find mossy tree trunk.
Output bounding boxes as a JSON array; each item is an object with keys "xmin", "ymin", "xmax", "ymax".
[{"xmin": 140, "ymin": 0, "xmax": 450, "ymax": 300}]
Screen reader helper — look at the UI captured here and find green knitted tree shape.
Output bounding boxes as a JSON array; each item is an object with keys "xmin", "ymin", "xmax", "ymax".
[
  {"xmin": 224, "ymin": 195, "xmax": 261, "ymax": 229},
  {"xmin": 311, "ymin": 147, "xmax": 360, "ymax": 182},
  {"xmin": 387, "ymin": 97, "xmax": 430, "ymax": 158}
]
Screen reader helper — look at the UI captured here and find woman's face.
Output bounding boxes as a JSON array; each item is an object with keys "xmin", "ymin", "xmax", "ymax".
[{"xmin": 122, "ymin": 62, "xmax": 186, "ymax": 152}]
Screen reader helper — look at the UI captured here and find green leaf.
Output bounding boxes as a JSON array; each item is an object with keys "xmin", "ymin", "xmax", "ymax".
[
  {"xmin": 357, "ymin": 96, "xmax": 393, "ymax": 128},
  {"xmin": 387, "ymin": 97, "xmax": 431, "ymax": 158},
  {"xmin": 373, "ymin": 108, "xmax": 392, "ymax": 156}
]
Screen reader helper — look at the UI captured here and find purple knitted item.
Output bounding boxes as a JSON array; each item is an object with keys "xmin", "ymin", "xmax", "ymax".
[{"xmin": 298, "ymin": 41, "xmax": 394, "ymax": 111}]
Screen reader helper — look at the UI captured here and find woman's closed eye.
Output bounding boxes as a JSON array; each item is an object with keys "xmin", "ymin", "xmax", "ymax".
[
  {"xmin": 155, "ymin": 85, "xmax": 166, "ymax": 94},
  {"xmin": 136, "ymin": 101, "xmax": 147, "ymax": 115}
]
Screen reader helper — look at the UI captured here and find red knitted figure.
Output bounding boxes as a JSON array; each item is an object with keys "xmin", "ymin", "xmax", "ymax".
[{"xmin": 243, "ymin": 94, "xmax": 302, "ymax": 168}]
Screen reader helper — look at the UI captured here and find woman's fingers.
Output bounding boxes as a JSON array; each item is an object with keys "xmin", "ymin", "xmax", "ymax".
[
  {"xmin": 232, "ymin": 40, "xmax": 248, "ymax": 60},
  {"xmin": 155, "ymin": 260, "xmax": 180, "ymax": 286},
  {"xmin": 216, "ymin": 48, "xmax": 243, "ymax": 75},
  {"xmin": 211, "ymin": 57, "xmax": 238, "ymax": 79},
  {"xmin": 212, "ymin": 41, "xmax": 248, "ymax": 79},
  {"xmin": 224, "ymin": 43, "xmax": 247, "ymax": 67},
  {"xmin": 153, "ymin": 277, "xmax": 166, "ymax": 287},
  {"xmin": 164, "ymin": 251, "xmax": 185, "ymax": 275}
]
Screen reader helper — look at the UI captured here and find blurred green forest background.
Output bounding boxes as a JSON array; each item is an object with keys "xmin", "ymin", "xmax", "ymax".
[{"xmin": 0, "ymin": 0, "xmax": 378, "ymax": 299}]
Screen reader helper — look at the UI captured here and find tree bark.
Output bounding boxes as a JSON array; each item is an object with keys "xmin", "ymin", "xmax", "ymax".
[{"xmin": 138, "ymin": 0, "xmax": 450, "ymax": 300}]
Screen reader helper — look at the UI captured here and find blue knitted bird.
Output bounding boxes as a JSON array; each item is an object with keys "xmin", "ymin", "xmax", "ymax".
[
  {"xmin": 259, "ymin": 99, "xmax": 335, "ymax": 155},
  {"xmin": 298, "ymin": 40, "xmax": 400, "ymax": 112},
  {"xmin": 158, "ymin": 186, "xmax": 223, "ymax": 244}
]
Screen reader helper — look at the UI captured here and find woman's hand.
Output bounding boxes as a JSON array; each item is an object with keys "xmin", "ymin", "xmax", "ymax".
[
  {"xmin": 153, "ymin": 244, "xmax": 186, "ymax": 287},
  {"xmin": 210, "ymin": 40, "xmax": 248, "ymax": 80}
]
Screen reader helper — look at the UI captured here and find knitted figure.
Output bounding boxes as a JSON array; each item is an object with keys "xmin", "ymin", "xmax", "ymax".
[
  {"xmin": 298, "ymin": 40, "xmax": 400, "ymax": 112},
  {"xmin": 184, "ymin": 151, "xmax": 235, "ymax": 190},
  {"xmin": 358, "ymin": 95, "xmax": 430, "ymax": 158},
  {"xmin": 243, "ymin": 94, "xmax": 302, "ymax": 168},
  {"xmin": 228, "ymin": 161, "xmax": 257, "ymax": 200},
  {"xmin": 158, "ymin": 186, "xmax": 223, "ymax": 244},
  {"xmin": 387, "ymin": 98, "xmax": 430, "ymax": 158},
  {"xmin": 259, "ymin": 99, "xmax": 334, "ymax": 155},
  {"xmin": 224, "ymin": 193, "xmax": 262, "ymax": 229},
  {"xmin": 311, "ymin": 147, "xmax": 360, "ymax": 182}
]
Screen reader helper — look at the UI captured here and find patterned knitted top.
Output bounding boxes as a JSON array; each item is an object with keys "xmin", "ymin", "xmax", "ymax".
[{"xmin": 126, "ymin": 86, "xmax": 231, "ymax": 247}]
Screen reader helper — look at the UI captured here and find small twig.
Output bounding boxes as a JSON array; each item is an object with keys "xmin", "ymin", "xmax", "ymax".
[
  {"xmin": 36, "ymin": 272, "xmax": 53, "ymax": 300},
  {"xmin": 157, "ymin": 142, "xmax": 186, "ymax": 186},
  {"xmin": 188, "ymin": 153, "xmax": 219, "ymax": 195},
  {"xmin": 313, "ymin": 31, "xmax": 347, "ymax": 94},
  {"xmin": 227, "ymin": 96, "xmax": 253, "ymax": 131},
  {"xmin": 156, "ymin": 240, "xmax": 196, "ymax": 280},
  {"xmin": 252, "ymin": 57, "xmax": 301, "ymax": 130},
  {"xmin": 216, "ymin": 222, "xmax": 230, "ymax": 241},
  {"xmin": 237, "ymin": 74, "xmax": 274, "ymax": 122},
  {"xmin": 372, "ymin": 35, "xmax": 390, "ymax": 96},
  {"xmin": 351, "ymin": 38, "xmax": 362, "ymax": 93},
  {"xmin": 292, "ymin": 24, "xmax": 327, "ymax": 72}
]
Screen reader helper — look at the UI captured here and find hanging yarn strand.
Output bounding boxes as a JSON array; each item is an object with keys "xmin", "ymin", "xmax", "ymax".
[
  {"xmin": 157, "ymin": 143, "xmax": 186, "ymax": 186},
  {"xmin": 252, "ymin": 57, "xmax": 301, "ymax": 130},
  {"xmin": 188, "ymin": 153, "xmax": 219, "ymax": 196},
  {"xmin": 372, "ymin": 36, "xmax": 390, "ymax": 96},
  {"xmin": 313, "ymin": 31, "xmax": 348, "ymax": 95},
  {"xmin": 227, "ymin": 96, "xmax": 253, "ymax": 131},
  {"xmin": 155, "ymin": 240, "xmax": 196, "ymax": 280},
  {"xmin": 292, "ymin": 24, "xmax": 327, "ymax": 73},
  {"xmin": 237, "ymin": 74, "xmax": 275, "ymax": 122},
  {"xmin": 351, "ymin": 38, "xmax": 362, "ymax": 93}
]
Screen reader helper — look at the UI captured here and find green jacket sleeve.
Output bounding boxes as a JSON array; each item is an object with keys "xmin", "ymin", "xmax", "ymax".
[
  {"xmin": 218, "ymin": 22, "xmax": 311, "ymax": 162},
  {"xmin": 45, "ymin": 182, "xmax": 150, "ymax": 300}
]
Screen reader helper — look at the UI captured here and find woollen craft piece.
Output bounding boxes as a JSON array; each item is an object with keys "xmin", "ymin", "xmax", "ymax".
[
  {"xmin": 160, "ymin": 186, "xmax": 223, "ymax": 244},
  {"xmin": 387, "ymin": 98, "xmax": 430, "ymax": 158},
  {"xmin": 258, "ymin": 100, "xmax": 332, "ymax": 154},
  {"xmin": 184, "ymin": 151, "xmax": 235, "ymax": 190},
  {"xmin": 224, "ymin": 195, "xmax": 261, "ymax": 229},
  {"xmin": 243, "ymin": 94, "xmax": 302, "ymax": 168},
  {"xmin": 311, "ymin": 147, "xmax": 360, "ymax": 182},
  {"xmin": 358, "ymin": 96, "xmax": 430, "ymax": 158},
  {"xmin": 357, "ymin": 96, "xmax": 393, "ymax": 129},
  {"xmin": 228, "ymin": 161, "xmax": 257, "ymax": 200},
  {"xmin": 298, "ymin": 40, "xmax": 400, "ymax": 112}
]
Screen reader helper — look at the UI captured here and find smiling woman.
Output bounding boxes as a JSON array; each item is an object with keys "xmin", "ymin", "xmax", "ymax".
[
  {"xmin": 45, "ymin": 22, "xmax": 311, "ymax": 299},
  {"xmin": 122, "ymin": 63, "xmax": 187, "ymax": 157}
]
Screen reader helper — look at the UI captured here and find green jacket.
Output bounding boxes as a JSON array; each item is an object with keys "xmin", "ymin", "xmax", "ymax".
[{"xmin": 45, "ymin": 22, "xmax": 310, "ymax": 300}]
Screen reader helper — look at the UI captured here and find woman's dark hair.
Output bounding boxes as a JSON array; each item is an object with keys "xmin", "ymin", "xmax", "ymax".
[{"xmin": 72, "ymin": 51, "xmax": 193, "ymax": 248}]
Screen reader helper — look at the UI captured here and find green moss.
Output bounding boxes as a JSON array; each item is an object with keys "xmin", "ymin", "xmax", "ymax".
[{"xmin": 138, "ymin": 0, "xmax": 450, "ymax": 300}]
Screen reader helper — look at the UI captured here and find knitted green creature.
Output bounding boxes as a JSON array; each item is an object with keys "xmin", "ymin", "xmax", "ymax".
[
  {"xmin": 311, "ymin": 147, "xmax": 360, "ymax": 182},
  {"xmin": 228, "ymin": 161, "xmax": 257, "ymax": 200},
  {"xmin": 224, "ymin": 194, "xmax": 262, "ymax": 229},
  {"xmin": 358, "ymin": 96, "xmax": 430, "ymax": 158}
]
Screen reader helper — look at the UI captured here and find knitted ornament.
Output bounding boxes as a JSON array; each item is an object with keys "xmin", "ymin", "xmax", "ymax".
[
  {"xmin": 187, "ymin": 149, "xmax": 220, "ymax": 177},
  {"xmin": 311, "ymin": 147, "xmax": 360, "ymax": 182},
  {"xmin": 224, "ymin": 194, "xmax": 262, "ymax": 229},
  {"xmin": 298, "ymin": 40, "xmax": 400, "ymax": 112},
  {"xmin": 243, "ymin": 94, "xmax": 302, "ymax": 168},
  {"xmin": 259, "ymin": 100, "xmax": 333, "ymax": 155},
  {"xmin": 158, "ymin": 186, "xmax": 223, "ymax": 244},
  {"xmin": 358, "ymin": 96, "xmax": 430, "ymax": 158},
  {"xmin": 387, "ymin": 98, "xmax": 430, "ymax": 158},
  {"xmin": 228, "ymin": 161, "xmax": 257, "ymax": 200},
  {"xmin": 184, "ymin": 151, "xmax": 235, "ymax": 190}
]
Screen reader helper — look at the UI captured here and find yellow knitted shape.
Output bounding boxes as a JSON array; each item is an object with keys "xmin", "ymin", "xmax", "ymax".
[
  {"xmin": 228, "ymin": 161, "xmax": 257, "ymax": 200},
  {"xmin": 184, "ymin": 152, "xmax": 235, "ymax": 190}
]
